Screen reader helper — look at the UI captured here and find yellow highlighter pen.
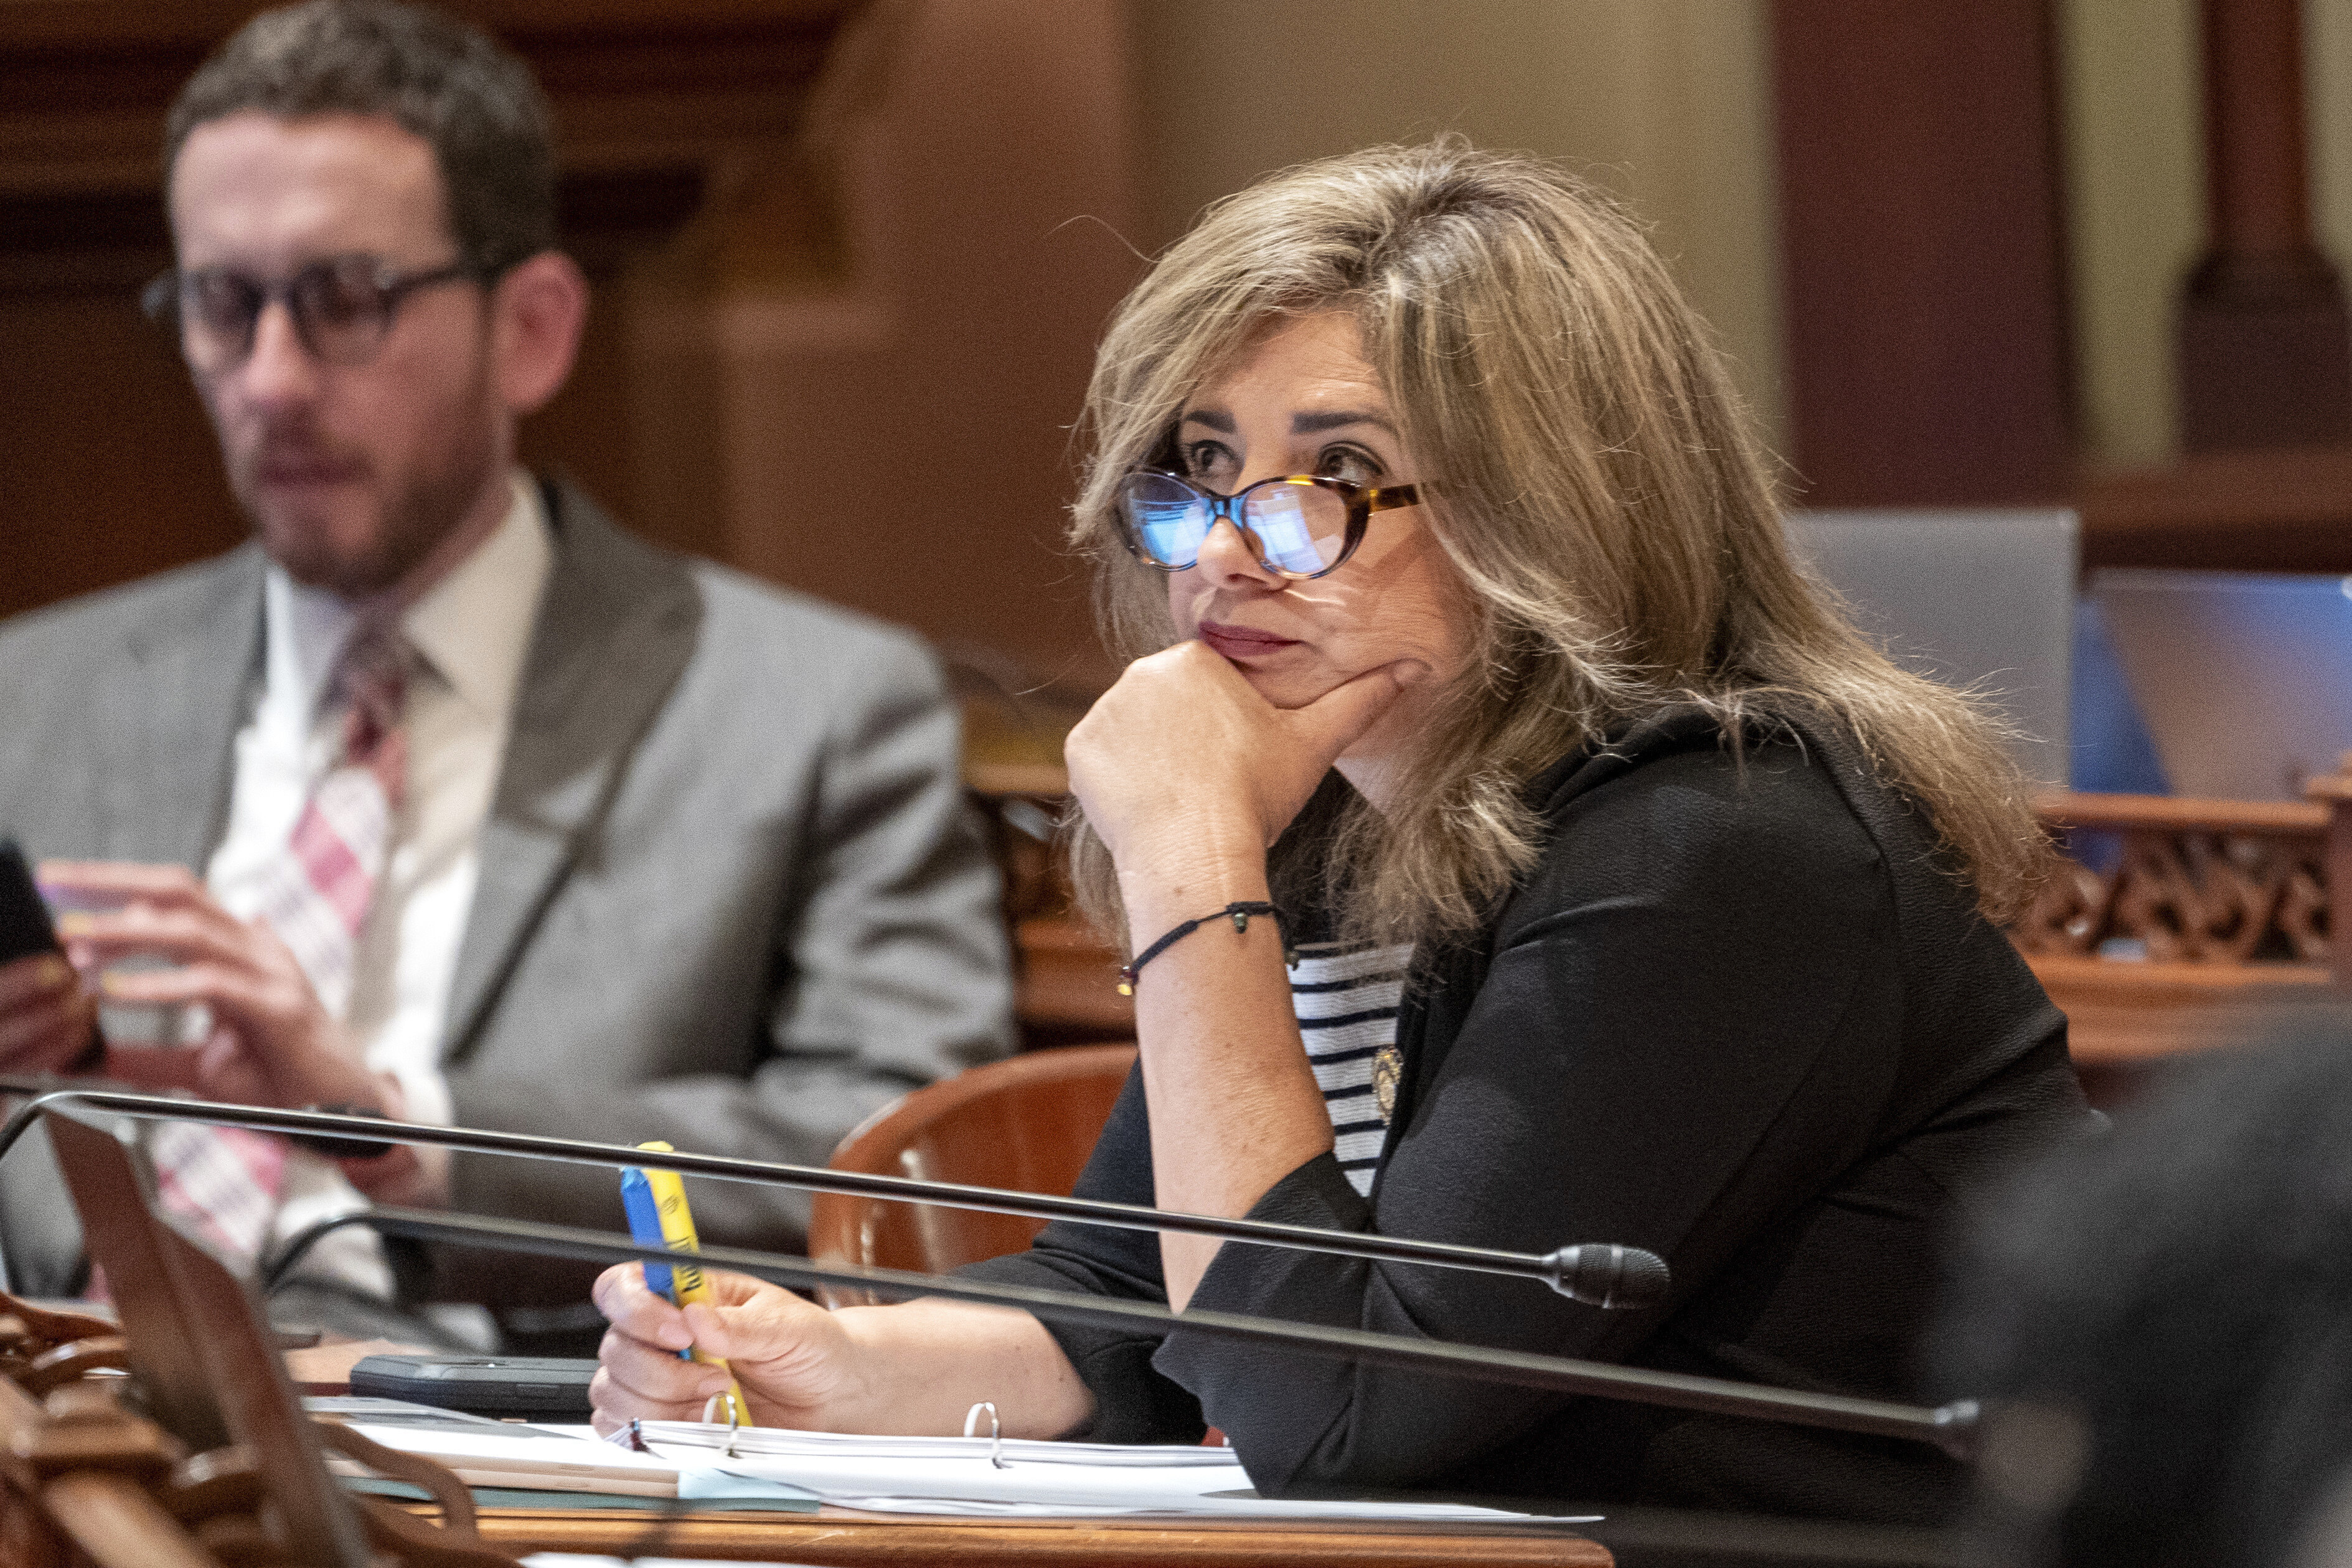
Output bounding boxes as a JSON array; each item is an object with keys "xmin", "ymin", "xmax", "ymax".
[{"xmin": 628, "ymin": 1140, "xmax": 748, "ymax": 1428}]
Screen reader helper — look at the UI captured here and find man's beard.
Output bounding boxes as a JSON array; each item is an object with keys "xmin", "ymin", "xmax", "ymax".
[{"xmin": 225, "ymin": 383, "xmax": 501, "ymax": 599}]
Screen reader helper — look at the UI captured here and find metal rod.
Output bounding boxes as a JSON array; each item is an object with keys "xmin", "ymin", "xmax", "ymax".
[
  {"xmin": 0, "ymin": 1083, "xmax": 1663, "ymax": 1303},
  {"xmin": 345, "ymin": 1203, "xmax": 1978, "ymax": 1460}
]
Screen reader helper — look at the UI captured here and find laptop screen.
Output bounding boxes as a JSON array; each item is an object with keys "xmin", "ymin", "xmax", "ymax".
[
  {"xmin": 1785, "ymin": 509, "xmax": 2077, "ymax": 788},
  {"xmin": 2092, "ymin": 569, "xmax": 2352, "ymax": 801}
]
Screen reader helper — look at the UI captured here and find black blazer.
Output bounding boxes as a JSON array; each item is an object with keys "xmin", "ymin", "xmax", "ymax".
[{"xmin": 966, "ymin": 707, "xmax": 2089, "ymax": 1524}]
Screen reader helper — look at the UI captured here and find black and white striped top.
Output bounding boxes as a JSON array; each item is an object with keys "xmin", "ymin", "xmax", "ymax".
[{"xmin": 1290, "ymin": 939, "xmax": 1416, "ymax": 1196}]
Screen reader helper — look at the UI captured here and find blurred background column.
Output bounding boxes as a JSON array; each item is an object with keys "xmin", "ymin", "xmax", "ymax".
[
  {"xmin": 2178, "ymin": 0, "xmax": 2352, "ymax": 451},
  {"xmin": 1770, "ymin": 0, "xmax": 2074, "ymax": 506}
]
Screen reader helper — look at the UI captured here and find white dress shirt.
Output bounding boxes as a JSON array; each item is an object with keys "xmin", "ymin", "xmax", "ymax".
[{"xmin": 203, "ymin": 472, "xmax": 552, "ymax": 1292}]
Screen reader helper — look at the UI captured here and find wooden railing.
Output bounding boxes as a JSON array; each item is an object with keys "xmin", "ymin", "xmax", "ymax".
[
  {"xmin": 0, "ymin": 1300, "xmax": 212, "ymax": 1568},
  {"xmin": 2020, "ymin": 784, "xmax": 2351, "ymax": 1069},
  {"xmin": 2016, "ymin": 793, "xmax": 2332, "ymax": 966},
  {"xmin": 970, "ymin": 760, "xmax": 2352, "ymax": 1069}
]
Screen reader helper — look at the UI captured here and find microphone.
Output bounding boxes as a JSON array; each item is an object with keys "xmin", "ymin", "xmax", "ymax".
[
  {"xmin": 0, "ymin": 1081, "xmax": 1670, "ymax": 1311},
  {"xmin": 17, "ymin": 1091, "xmax": 1980, "ymax": 1459},
  {"xmin": 327, "ymin": 1201, "xmax": 1980, "ymax": 1459}
]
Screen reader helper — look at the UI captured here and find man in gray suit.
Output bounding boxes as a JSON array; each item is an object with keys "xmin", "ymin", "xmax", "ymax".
[{"xmin": 0, "ymin": 0, "xmax": 1014, "ymax": 1323}]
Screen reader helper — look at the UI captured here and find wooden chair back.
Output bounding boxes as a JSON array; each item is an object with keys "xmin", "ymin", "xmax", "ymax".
[{"xmin": 808, "ymin": 1044, "xmax": 1137, "ymax": 1307}]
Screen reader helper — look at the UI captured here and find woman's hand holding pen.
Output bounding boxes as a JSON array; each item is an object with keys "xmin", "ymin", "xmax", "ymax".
[
  {"xmin": 590, "ymin": 1264, "xmax": 862, "ymax": 1434},
  {"xmin": 588, "ymin": 1262, "xmax": 1096, "ymax": 1439}
]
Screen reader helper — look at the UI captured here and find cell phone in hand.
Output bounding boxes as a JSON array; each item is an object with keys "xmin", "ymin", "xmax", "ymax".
[{"xmin": 0, "ymin": 840, "xmax": 60, "ymax": 969}]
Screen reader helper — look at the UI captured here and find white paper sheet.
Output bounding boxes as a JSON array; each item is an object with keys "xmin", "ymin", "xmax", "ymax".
[
  {"xmin": 631, "ymin": 1420, "xmax": 1597, "ymax": 1523},
  {"xmin": 331, "ymin": 1413, "xmax": 1594, "ymax": 1523},
  {"xmin": 332, "ymin": 1420, "xmax": 809, "ymax": 1503}
]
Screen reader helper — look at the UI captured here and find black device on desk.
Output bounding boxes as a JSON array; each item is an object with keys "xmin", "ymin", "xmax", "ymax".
[
  {"xmin": 0, "ymin": 840, "xmax": 60, "ymax": 967},
  {"xmin": 349, "ymin": 1353, "xmax": 598, "ymax": 1419}
]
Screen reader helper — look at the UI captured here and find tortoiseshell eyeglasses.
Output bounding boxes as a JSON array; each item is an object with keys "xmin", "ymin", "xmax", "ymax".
[{"xmin": 1114, "ymin": 471, "xmax": 1425, "ymax": 580}]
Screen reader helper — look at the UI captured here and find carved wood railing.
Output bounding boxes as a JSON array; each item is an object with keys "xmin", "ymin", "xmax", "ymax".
[
  {"xmin": 2018, "ymin": 781, "xmax": 2352, "ymax": 1066},
  {"xmin": 2016, "ymin": 792, "xmax": 2333, "ymax": 968},
  {"xmin": 970, "ymin": 755, "xmax": 2352, "ymax": 1066},
  {"xmin": 0, "ymin": 1298, "xmax": 202, "ymax": 1568},
  {"xmin": 0, "ymin": 1292, "xmax": 514, "ymax": 1566}
]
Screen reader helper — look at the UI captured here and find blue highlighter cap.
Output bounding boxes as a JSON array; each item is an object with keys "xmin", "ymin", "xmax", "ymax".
[{"xmin": 618, "ymin": 1166, "xmax": 675, "ymax": 1301}]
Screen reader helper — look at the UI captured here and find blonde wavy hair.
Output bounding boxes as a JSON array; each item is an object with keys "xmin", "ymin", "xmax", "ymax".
[{"xmin": 1066, "ymin": 137, "xmax": 2048, "ymax": 950}]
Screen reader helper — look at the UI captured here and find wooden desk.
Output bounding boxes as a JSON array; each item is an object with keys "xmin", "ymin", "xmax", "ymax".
[
  {"xmin": 278, "ymin": 1346, "xmax": 1607, "ymax": 1563},
  {"xmin": 450, "ymin": 1503, "xmax": 1612, "ymax": 1566},
  {"xmin": 0, "ymin": 1484, "xmax": 1612, "ymax": 1567},
  {"xmin": 271, "ymin": 1343, "xmax": 1614, "ymax": 1566}
]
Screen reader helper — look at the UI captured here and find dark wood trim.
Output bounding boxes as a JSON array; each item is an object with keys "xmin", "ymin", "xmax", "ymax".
[
  {"xmin": 2178, "ymin": 0, "xmax": 2351, "ymax": 451},
  {"xmin": 0, "ymin": 0, "xmax": 860, "ymax": 621},
  {"xmin": 0, "ymin": 1, "xmax": 857, "ymax": 192},
  {"xmin": 1771, "ymin": 0, "xmax": 2073, "ymax": 505},
  {"xmin": 2078, "ymin": 445, "xmax": 2352, "ymax": 572}
]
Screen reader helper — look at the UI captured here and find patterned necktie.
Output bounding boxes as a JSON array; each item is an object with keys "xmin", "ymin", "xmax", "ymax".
[{"xmin": 149, "ymin": 616, "xmax": 410, "ymax": 1268}]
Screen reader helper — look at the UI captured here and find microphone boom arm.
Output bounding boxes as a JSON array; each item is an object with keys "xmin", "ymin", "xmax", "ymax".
[
  {"xmin": 0, "ymin": 1082, "xmax": 1667, "ymax": 1308},
  {"xmin": 2, "ymin": 1084, "xmax": 1980, "ymax": 1458},
  {"xmin": 351, "ymin": 1203, "xmax": 1979, "ymax": 1459}
]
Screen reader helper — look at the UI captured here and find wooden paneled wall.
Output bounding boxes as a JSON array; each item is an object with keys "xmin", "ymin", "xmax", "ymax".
[
  {"xmin": 0, "ymin": 0, "xmax": 852, "ymax": 613},
  {"xmin": 1772, "ymin": 0, "xmax": 2074, "ymax": 507},
  {"xmin": 0, "ymin": 0, "xmax": 1140, "ymax": 692}
]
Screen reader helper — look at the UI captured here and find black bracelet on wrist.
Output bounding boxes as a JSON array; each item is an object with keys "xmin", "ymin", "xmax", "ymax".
[
  {"xmin": 290, "ymin": 1104, "xmax": 397, "ymax": 1162},
  {"xmin": 1116, "ymin": 901, "xmax": 1294, "ymax": 996}
]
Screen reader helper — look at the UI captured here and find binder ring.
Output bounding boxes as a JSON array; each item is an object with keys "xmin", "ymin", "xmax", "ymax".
[{"xmin": 962, "ymin": 1400, "xmax": 1006, "ymax": 1468}]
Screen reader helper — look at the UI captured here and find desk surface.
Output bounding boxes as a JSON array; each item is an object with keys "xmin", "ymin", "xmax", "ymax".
[
  {"xmin": 459, "ymin": 1503, "xmax": 1614, "ymax": 1565},
  {"xmin": 299, "ymin": 1343, "xmax": 1611, "ymax": 1564}
]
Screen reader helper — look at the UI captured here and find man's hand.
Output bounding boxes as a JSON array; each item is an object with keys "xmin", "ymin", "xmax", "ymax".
[
  {"xmin": 39, "ymin": 861, "xmax": 446, "ymax": 1202},
  {"xmin": 42, "ymin": 861, "xmax": 383, "ymax": 1112},
  {"xmin": 0, "ymin": 951, "xmax": 98, "ymax": 1075}
]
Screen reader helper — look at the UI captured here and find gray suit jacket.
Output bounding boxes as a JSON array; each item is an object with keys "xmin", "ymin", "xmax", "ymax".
[{"xmin": 0, "ymin": 481, "xmax": 1014, "ymax": 1299}]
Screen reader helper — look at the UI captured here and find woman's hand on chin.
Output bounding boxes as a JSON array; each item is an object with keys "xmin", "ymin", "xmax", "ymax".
[
  {"xmin": 1065, "ymin": 641, "xmax": 1413, "ymax": 868},
  {"xmin": 589, "ymin": 1263, "xmax": 862, "ymax": 1434}
]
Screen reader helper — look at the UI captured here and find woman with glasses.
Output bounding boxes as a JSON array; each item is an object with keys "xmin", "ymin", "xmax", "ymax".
[{"xmin": 591, "ymin": 138, "xmax": 2088, "ymax": 1524}]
